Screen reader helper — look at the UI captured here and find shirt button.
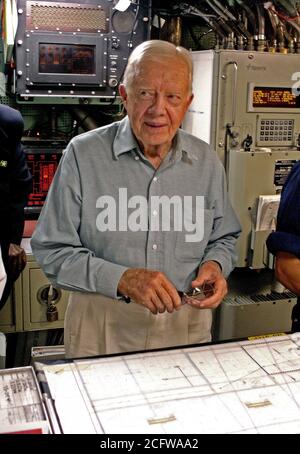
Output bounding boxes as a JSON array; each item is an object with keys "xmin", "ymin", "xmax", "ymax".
[
  {"xmin": 153, "ymin": 176, "xmax": 158, "ymax": 182},
  {"xmin": 152, "ymin": 210, "xmax": 158, "ymax": 216},
  {"xmin": 152, "ymin": 244, "xmax": 158, "ymax": 250},
  {"xmin": 135, "ymin": 156, "xmax": 140, "ymax": 161}
]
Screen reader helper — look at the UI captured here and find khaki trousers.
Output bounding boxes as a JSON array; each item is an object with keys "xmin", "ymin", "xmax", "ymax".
[{"xmin": 64, "ymin": 292, "xmax": 212, "ymax": 358}]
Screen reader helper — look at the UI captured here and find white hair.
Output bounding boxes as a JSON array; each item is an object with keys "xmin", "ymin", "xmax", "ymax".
[{"xmin": 122, "ymin": 40, "xmax": 193, "ymax": 94}]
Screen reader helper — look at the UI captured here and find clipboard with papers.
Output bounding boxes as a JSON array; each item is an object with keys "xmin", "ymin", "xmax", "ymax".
[{"xmin": 255, "ymin": 194, "xmax": 281, "ymax": 231}]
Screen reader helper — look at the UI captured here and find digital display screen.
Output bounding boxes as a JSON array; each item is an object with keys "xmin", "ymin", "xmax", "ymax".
[
  {"xmin": 39, "ymin": 44, "xmax": 95, "ymax": 75},
  {"xmin": 25, "ymin": 150, "xmax": 62, "ymax": 213},
  {"xmin": 253, "ymin": 87, "xmax": 300, "ymax": 108}
]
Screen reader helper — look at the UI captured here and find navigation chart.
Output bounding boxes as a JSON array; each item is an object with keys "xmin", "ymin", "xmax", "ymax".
[{"xmin": 41, "ymin": 333, "xmax": 300, "ymax": 434}]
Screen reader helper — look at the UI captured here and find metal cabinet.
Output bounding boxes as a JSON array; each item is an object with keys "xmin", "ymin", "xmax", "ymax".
[
  {"xmin": 0, "ymin": 278, "xmax": 23, "ymax": 333},
  {"xmin": 0, "ymin": 254, "xmax": 69, "ymax": 333}
]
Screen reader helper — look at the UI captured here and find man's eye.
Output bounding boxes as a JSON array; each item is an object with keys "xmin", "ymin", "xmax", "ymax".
[
  {"xmin": 167, "ymin": 94, "xmax": 181, "ymax": 104},
  {"xmin": 139, "ymin": 90, "xmax": 154, "ymax": 99}
]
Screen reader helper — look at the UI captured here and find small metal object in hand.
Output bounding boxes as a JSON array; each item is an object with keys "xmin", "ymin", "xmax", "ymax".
[{"xmin": 180, "ymin": 282, "xmax": 215, "ymax": 305}]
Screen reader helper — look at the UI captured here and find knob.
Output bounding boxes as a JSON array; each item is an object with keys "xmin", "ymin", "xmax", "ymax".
[
  {"xmin": 109, "ymin": 78, "xmax": 118, "ymax": 87},
  {"xmin": 111, "ymin": 40, "xmax": 119, "ymax": 49}
]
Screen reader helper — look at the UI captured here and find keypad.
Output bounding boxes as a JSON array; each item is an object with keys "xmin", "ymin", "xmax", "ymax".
[{"xmin": 259, "ymin": 119, "xmax": 293, "ymax": 142}]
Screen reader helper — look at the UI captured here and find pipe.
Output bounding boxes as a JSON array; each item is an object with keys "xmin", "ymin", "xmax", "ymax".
[
  {"xmin": 180, "ymin": 3, "xmax": 230, "ymax": 44},
  {"xmin": 168, "ymin": 16, "xmax": 182, "ymax": 46},
  {"xmin": 277, "ymin": 22, "xmax": 286, "ymax": 51},
  {"xmin": 204, "ymin": 1, "xmax": 237, "ymax": 38},
  {"xmin": 256, "ymin": 3, "xmax": 265, "ymax": 37},
  {"xmin": 267, "ymin": 8, "xmax": 285, "ymax": 50},
  {"xmin": 206, "ymin": 0, "xmax": 229, "ymax": 21},
  {"xmin": 213, "ymin": 0, "xmax": 237, "ymax": 21},
  {"xmin": 206, "ymin": 0, "xmax": 245, "ymax": 42},
  {"xmin": 287, "ymin": 19, "xmax": 300, "ymax": 35},
  {"xmin": 281, "ymin": 22, "xmax": 295, "ymax": 52},
  {"xmin": 256, "ymin": 3, "xmax": 266, "ymax": 51},
  {"xmin": 286, "ymin": 20, "xmax": 300, "ymax": 52},
  {"xmin": 234, "ymin": 14, "xmax": 253, "ymax": 39},
  {"xmin": 235, "ymin": 0, "xmax": 257, "ymax": 33},
  {"xmin": 267, "ymin": 8, "xmax": 277, "ymax": 37},
  {"xmin": 209, "ymin": 19, "xmax": 227, "ymax": 41},
  {"xmin": 266, "ymin": 3, "xmax": 295, "ymax": 51},
  {"xmin": 234, "ymin": 2, "xmax": 254, "ymax": 49},
  {"xmin": 215, "ymin": 17, "xmax": 236, "ymax": 36},
  {"xmin": 277, "ymin": 0, "xmax": 299, "ymax": 16},
  {"xmin": 266, "ymin": 9, "xmax": 277, "ymax": 51},
  {"xmin": 71, "ymin": 108, "xmax": 98, "ymax": 131}
]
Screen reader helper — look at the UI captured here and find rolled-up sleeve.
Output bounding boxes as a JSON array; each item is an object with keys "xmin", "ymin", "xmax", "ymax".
[{"xmin": 266, "ymin": 231, "xmax": 300, "ymax": 259}]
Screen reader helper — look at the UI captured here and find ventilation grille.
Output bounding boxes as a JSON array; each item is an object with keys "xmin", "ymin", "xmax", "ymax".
[
  {"xmin": 224, "ymin": 291, "xmax": 297, "ymax": 307},
  {"xmin": 27, "ymin": 1, "xmax": 107, "ymax": 33}
]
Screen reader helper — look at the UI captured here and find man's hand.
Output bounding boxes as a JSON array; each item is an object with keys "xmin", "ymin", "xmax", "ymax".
[
  {"xmin": 118, "ymin": 268, "xmax": 182, "ymax": 315},
  {"xmin": 8, "ymin": 243, "xmax": 27, "ymax": 281},
  {"xmin": 188, "ymin": 261, "xmax": 227, "ymax": 309}
]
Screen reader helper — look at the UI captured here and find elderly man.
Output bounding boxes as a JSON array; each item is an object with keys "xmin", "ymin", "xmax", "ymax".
[{"xmin": 31, "ymin": 40, "xmax": 241, "ymax": 358}]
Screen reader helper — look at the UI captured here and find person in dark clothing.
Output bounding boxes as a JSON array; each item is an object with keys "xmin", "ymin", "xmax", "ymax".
[
  {"xmin": 266, "ymin": 161, "xmax": 300, "ymax": 332},
  {"xmin": 0, "ymin": 104, "xmax": 32, "ymax": 309}
]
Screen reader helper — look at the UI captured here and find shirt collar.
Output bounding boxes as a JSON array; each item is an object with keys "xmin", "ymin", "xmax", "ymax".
[
  {"xmin": 113, "ymin": 116, "xmax": 139, "ymax": 159},
  {"xmin": 113, "ymin": 116, "xmax": 199, "ymax": 162},
  {"xmin": 172, "ymin": 130, "xmax": 199, "ymax": 163}
]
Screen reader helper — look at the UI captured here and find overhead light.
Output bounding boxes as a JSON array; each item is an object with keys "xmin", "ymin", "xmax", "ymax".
[{"xmin": 114, "ymin": 0, "xmax": 131, "ymax": 12}]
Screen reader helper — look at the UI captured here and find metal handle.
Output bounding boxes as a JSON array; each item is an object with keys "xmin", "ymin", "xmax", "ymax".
[{"xmin": 224, "ymin": 61, "xmax": 238, "ymax": 127}]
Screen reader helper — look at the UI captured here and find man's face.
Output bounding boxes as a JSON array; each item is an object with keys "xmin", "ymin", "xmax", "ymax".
[{"xmin": 119, "ymin": 57, "xmax": 193, "ymax": 152}]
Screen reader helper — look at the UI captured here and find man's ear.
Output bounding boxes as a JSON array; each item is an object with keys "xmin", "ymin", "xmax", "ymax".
[
  {"xmin": 119, "ymin": 84, "xmax": 127, "ymax": 105},
  {"xmin": 187, "ymin": 93, "xmax": 194, "ymax": 108}
]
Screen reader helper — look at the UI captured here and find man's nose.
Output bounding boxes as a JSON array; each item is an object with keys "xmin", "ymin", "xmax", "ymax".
[{"xmin": 148, "ymin": 93, "xmax": 166, "ymax": 114}]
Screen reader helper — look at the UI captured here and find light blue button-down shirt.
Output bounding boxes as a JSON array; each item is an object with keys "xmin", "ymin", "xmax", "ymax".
[{"xmin": 31, "ymin": 116, "xmax": 241, "ymax": 298}]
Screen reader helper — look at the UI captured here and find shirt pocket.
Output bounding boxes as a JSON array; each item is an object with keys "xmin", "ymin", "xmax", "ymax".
[{"xmin": 174, "ymin": 209, "xmax": 214, "ymax": 261}]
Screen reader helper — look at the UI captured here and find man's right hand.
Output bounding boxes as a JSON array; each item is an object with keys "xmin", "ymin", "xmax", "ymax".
[{"xmin": 117, "ymin": 268, "xmax": 182, "ymax": 315}]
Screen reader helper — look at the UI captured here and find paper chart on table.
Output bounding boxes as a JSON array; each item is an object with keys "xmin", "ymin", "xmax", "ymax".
[{"xmin": 40, "ymin": 333, "xmax": 300, "ymax": 434}]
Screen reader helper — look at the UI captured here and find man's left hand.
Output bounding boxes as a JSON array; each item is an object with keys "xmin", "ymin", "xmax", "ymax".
[
  {"xmin": 187, "ymin": 260, "xmax": 227, "ymax": 309},
  {"xmin": 8, "ymin": 243, "xmax": 27, "ymax": 281}
]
